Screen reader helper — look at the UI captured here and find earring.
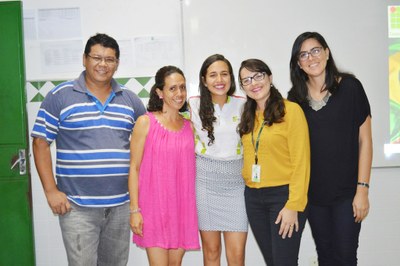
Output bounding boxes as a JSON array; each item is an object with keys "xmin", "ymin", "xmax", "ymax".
[
  {"xmin": 159, "ymin": 96, "xmax": 163, "ymax": 99},
  {"xmin": 270, "ymin": 84, "xmax": 273, "ymax": 88}
]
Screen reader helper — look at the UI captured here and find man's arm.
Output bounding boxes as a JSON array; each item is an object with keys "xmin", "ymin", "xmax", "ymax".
[{"xmin": 32, "ymin": 137, "xmax": 71, "ymax": 215}]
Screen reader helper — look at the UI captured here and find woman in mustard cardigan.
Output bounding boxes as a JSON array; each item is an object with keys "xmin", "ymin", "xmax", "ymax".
[{"xmin": 238, "ymin": 58, "xmax": 310, "ymax": 265}]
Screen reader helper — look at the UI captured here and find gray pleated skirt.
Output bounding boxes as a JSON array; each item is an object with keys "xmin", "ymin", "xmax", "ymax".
[{"xmin": 196, "ymin": 155, "xmax": 248, "ymax": 232}]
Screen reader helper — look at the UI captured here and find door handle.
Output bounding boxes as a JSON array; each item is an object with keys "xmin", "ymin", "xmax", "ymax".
[{"xmin": 10, "ymin": 149, "xmax": 26, "ymax": 175}]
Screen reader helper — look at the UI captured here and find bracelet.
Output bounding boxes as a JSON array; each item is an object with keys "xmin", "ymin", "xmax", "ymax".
[
  {"xmin": 357, "ymin": 182, "xmax": 369, "ymax": 188},
  {"xmin": 129, "ymin": 208, "xmax": 141, "ymax": 214}
]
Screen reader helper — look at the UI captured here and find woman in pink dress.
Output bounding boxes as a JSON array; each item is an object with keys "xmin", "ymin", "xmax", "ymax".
[{"xmin": 128, "ymin": 65, "xmax": 200, "ymax": 265}]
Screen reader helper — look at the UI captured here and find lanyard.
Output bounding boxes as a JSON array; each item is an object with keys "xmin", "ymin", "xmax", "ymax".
[{"xmin": 251, "ymin": 121, "xmax": 266, "ymax": 165}]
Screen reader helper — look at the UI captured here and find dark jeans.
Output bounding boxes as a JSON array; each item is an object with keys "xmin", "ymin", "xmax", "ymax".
[
  {"xmin": 308, "ymin": 198, "xmax": 361, "ymax": 266},
  {"xmin": 245, "ymin": 185, "xmax": 307, "ymax": 266}
]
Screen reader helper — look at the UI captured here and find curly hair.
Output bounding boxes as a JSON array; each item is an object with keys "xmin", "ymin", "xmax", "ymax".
[
  {"xmin": 237, "ymin": 59, "xmax": 285, "ymax": 137},
  {"xmin": 147, "ymin": 65, "xmax": 187, "ymax": 112},
  {"xmin": 198, "ymin": 54, "xmax": 236, "ymax": 145}
]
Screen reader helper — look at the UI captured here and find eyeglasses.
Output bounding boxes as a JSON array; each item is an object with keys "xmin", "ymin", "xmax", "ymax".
[
  {"xmin": 240, "ymin": 72, "xmax": 266, "ymax": 86},
  {"xmin": 298, "ymin": 47, "xmax": 323, "ymax": 61},
  {"xmin": 87, "ymin": 54, "xmax": 119, "ymax": 65}
]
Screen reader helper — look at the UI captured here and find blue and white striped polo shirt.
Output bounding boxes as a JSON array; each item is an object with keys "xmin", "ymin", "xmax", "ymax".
[{"xmin": 31, "ymin": 71, "xmax": 146, "ymax": 207}]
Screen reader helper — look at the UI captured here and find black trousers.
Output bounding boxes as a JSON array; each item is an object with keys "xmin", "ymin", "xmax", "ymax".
[
  {"xmin": 308, "ymin": 198, "xmax": 361, "ymax": 266},
  {"xmin": 245, "ymin": 185, "xmax": 307, "ymax": 266}
]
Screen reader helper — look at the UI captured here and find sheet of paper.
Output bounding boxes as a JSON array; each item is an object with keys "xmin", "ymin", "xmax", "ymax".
[
  {"xmin": 40, "ymin": 40, "xmax": 83, "ymax": 74},
  {"xmin": 23, "ymin": 9, "xmax": 37, "ymax": 40},
  {"xmin": 118, "ymin": 39, "xmax": 135, "ymax": 70},
  {"xmin": 133, "ymin": 36, "xmax": 182, "ymax": 68},
  {"xmin": 38, "ymin": 7, "xmax": 81, "ymax": 39}
]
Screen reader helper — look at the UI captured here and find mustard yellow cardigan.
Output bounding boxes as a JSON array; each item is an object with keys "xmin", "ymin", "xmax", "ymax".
[{"xmin": 242, "ymin": 100, "xmax": 310, "ymax": 211}]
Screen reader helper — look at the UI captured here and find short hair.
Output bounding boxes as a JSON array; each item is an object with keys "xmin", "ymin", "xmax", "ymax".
[{"xmin": 84, "ymin": 33, "xmax": 120, "ymax": 59}]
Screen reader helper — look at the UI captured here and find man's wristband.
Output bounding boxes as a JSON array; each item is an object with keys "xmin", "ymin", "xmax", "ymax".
[{"xmin": 357, "ymin": 182, "xmax": 369, "ymax": 188}]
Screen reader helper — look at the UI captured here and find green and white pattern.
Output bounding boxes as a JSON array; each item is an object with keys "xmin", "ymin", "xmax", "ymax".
[{"xmin": 26, "ymin": 76, "xmax": 154, "ymax": 102}]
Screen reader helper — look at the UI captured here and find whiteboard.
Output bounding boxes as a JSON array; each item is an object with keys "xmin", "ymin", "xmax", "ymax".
[{"xmin": 182, "ymin": 0, "xmax": 400, "ymax": 168}]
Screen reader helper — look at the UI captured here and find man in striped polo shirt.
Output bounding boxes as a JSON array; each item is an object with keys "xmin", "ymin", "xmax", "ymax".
[{"xmin": 32, "ymin": 33, "xmax": 146, "ymax": 265}]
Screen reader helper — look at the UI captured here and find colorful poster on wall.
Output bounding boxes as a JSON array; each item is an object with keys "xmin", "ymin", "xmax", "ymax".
[{"xmin": 388, "ymin": 6, "xmax": 400, "ymax": 147}]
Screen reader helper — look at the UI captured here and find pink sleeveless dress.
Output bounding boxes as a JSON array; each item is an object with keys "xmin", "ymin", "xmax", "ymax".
[{"xmin": 133, "ymin": 112, "xmax": 200, "ymax": 249}]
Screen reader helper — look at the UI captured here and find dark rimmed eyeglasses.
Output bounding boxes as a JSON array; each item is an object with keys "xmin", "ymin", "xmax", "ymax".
[
  {"xmin": 240, "ymin": 72, "xmax": 266, "ymax": 86},
  {"xmin": 87, "ymin": 54, "xmax": 119, "ymax": 65},
  {"xmin": 298, "ymin": 47, "xmax": 323, "ymax": 61}
]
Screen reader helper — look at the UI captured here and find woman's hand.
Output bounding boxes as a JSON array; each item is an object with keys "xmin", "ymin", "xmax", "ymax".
[
  {"xmin": 353, "ymin": 187, "xmax": 369, "ymax": 223},
  {"xmin": 130, "ymin": 212, "xmax": 144, "ymax": 237},
  {"xmin": 275, "ymin": 207, "xmax": 299, "ymax": 239}
]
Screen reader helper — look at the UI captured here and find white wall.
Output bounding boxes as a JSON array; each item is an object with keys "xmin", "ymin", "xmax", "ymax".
[
  {"xmin": 18, "ymin": 0, "xmax": 400, "ymax": 265},
  {"xmin": 182, "ymin": 0, "xmax": 400, "ymax": 168}
]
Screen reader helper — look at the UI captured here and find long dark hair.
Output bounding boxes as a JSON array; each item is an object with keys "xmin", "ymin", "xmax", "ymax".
[
  {"xmin": 237, "ymin": 59, "xmax": 285, "ymax": 137},
  {"xmin": 198, "ymin": 54, "xmax": 236, "ymax": 145},
  {"xmin": 287, "ymin": 31, "xmax": 353, "ymax": 105},
  {"xmin": 147, "ymin": 65, "xmax": 187, "ymax": 112}
]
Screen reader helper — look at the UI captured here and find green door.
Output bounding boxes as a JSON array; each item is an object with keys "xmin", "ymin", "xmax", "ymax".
[{"xmin": 0, "ymin": 1, "xmax": 35, "ymax": 265}]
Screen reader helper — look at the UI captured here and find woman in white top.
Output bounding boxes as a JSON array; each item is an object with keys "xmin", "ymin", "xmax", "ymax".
[{"xmin": 188, "ymin": 54, "xmax": 248, "ymax": 266}]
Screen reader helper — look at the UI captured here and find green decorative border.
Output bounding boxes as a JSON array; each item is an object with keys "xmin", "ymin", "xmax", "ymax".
[{"xmin": 27, "ymin": 76, "xmax": 153, "ymax": 103}]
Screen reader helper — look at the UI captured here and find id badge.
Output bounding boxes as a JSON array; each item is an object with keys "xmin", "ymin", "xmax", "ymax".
[{"xmin": 252, "ymin": 164, "xmax": 261, "ymax": 183}]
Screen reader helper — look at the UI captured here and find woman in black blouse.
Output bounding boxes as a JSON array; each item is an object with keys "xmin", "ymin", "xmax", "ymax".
[{"xmin": 288, "ymin": 31, "xmax": 372, "ymax": 266}]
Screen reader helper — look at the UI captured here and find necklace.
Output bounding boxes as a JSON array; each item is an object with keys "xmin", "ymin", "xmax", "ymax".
[{"xmin": 307, "ymin": 92, "xmax": 331, "ymax": 111}]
